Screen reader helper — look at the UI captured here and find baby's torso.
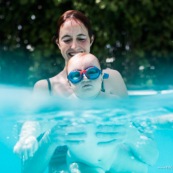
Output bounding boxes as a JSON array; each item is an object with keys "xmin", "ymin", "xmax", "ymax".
[{"xmin": 67, "ymin": 124, "xmax": 118, "ymax": 171}]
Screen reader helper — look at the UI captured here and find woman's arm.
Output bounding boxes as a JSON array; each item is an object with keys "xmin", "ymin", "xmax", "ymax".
[
  {"xmin": 13, "ymin": 121, "xmax": 41, "ymax": 160},
  {"xmin": 22, "ymin": 123, "xmax": 87, "ymax": 173},
  {"xmin": 22, "ymin": 122, "xmax": 66, "ymax": 173},
  {"xmin": 22, "ymin": 131, "xmax": 58, "ymax": 173}
]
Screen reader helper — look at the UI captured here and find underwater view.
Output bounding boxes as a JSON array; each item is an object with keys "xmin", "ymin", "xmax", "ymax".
[
  {"xmin": 0, "ymin": 86, "xmax": 173, "ymax": 173},
  {"xmin": 1, "ymin": 1, "xmax": 173, "ymax": 172}
]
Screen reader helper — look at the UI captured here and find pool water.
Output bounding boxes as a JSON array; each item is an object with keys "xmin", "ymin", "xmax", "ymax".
[{"xmin": 0, "ymin": 86, "xmax": 173, "ymax": 173}]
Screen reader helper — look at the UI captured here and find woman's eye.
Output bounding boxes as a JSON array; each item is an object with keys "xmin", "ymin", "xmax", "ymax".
[
  {"xmin": 63, "ymin": 39, "xmax": 71, "ymax": 43},
  {"xmin": 78, "ymin": 38, "xmax": 86, "ymax": 41}
]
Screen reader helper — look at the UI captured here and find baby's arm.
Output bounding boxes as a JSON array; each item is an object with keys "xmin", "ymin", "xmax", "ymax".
[{"xmin": 13, "ymin": 121, "xmax": 41, "ymax": 160}]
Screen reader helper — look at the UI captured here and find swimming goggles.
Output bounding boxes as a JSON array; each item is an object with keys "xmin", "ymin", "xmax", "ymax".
[{"xmin": 67, "ymin": 66, "xmax": 108, "ymax": 84}]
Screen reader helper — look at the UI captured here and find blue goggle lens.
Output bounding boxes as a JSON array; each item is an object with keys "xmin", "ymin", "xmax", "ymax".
[{"xmin": 67, "ymin": 66, "xmax": 101, "ymax": 84}]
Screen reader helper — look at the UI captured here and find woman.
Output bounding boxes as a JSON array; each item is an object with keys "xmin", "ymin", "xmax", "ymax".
[
  {"xmin": 21, "ymin": 10, "xmax": 158, "ymax": 173},
  {"xmin": 33, "ymin": 10, "xmax": 128, "ymax": 97}
]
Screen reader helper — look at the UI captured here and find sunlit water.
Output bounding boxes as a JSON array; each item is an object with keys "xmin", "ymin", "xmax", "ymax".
[{"xmin": 0, "ymin": 85, "xmax": 173, "ymax": 173}]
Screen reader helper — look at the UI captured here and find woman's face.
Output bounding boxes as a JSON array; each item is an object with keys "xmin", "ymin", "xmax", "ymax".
[{"xmin": 57, "ymin": 19, "xmax": 93, "ymax": 63}]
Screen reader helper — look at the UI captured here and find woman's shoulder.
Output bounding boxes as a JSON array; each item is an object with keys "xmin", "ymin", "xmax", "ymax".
[
  {"xmin": 103, "ymin": 68, "xmax": 121, "ymax": 77},
  {"xmin": 34, "ymin": 79, "xmax": 49, "ymax": 90},
  {"xmin": 102, "ymin": 68, "xmax": 125, "ymax": 87},
  {"xmin": 33, "ymin": 73, "xmax": 61, "ymax": 90},
  {"xmin": 33, "ymin": 79, "xmax": 53, "ymax": 96},
  {"xmin": 99, "ymin": 91, "xmax": 120, "ymax": 99},
  {"xmin": 34, "ymin": 70, "xmax": 65, "ymax": 88},
  {"xmin": 102, "ymin": 68, "xmax": 128, "ymax": 97}
]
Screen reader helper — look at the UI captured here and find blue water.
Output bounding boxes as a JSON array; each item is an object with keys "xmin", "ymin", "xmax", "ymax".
[{"xmin": 0, "ymin": 86, "xmax": 173, "ymax": 173}]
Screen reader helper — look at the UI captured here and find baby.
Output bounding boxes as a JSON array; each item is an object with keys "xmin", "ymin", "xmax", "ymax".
[{"xmin": 65, "ymin": 53, "xmax": 124, "ymax": 171}]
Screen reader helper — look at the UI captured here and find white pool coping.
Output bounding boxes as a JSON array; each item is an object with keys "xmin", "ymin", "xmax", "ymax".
[{"xmin": 128, "ymin": 89, "xmax": 173, "ymax": 95}]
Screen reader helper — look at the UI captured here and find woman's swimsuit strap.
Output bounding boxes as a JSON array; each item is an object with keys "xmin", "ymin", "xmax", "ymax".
[
  {"xmin": 46, "ymin": 78, "xmax": 52, "ymax": 95},
  {"xmin": 101, "ymin": 81, "xmax": 105, "ymax": 92}
]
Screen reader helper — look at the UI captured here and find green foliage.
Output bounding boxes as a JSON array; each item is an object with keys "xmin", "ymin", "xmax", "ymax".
[{"xmin": 0, "ymin": 0, "xmax": 173, "ymax": 88}]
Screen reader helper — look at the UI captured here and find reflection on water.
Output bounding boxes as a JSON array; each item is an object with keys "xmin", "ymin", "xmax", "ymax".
[{"xmin": 0, "ymin": 86, "xmax": 173, "ymax": 173}]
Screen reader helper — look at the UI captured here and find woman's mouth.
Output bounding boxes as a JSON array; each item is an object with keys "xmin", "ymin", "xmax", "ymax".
[
  {"xmin": 68, "ymin": 51, "xmax": 84, "ymax": 58},
  {"xmin": 68, "ymin": 52, "xmax": 76, "ymax": 57}
]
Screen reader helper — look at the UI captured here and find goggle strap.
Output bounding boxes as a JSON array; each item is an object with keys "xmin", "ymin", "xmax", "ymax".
[{"xmin": 103, "ymin": 73, "xmax": 109, "ymax": 79}]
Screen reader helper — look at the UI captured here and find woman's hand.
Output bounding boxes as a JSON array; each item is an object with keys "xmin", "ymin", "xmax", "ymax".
[
  {"xmin": 13, "ymin": 136, "xmax": 38, "ymax": 161},
  {"xmin": 95, "ymin": 123, "xmax": 127, "ymax": 146},
  {"xmin": 47, "ymin": 123, "xmax": 87, "ymax": 146},
  {"xmin": 65, "ymin": 125, "xmax": 87, "ymax": 145}
]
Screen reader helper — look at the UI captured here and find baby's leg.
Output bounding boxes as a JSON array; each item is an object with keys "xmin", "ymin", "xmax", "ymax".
[
  {"xmin": 69, "ymin": 162, "xmax": 105, "ymax": 173},
  {"xmin": 110, "ymin": 144, "xmax": 148, "ymax": 173}
]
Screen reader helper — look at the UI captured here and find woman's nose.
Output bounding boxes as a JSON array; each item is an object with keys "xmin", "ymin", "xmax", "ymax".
[{"xmin": 71, "ymin": 40, "xmax": 78, "ymax": 49}]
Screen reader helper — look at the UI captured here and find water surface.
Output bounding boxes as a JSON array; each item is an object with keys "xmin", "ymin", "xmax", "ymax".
[{"xmin": 0, "ymin": 86, "xmax": 173, "ymax": 173}]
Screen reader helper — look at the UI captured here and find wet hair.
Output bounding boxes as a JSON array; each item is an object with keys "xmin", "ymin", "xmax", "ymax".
[{"xmin": 52, "ymin": 10, "xmax": 94, "ymax": 43}]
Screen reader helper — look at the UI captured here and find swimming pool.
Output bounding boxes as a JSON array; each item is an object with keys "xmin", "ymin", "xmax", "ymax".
[{"xmin": 0, "ymin": 86, "xmax": 173, "ymax": 173}]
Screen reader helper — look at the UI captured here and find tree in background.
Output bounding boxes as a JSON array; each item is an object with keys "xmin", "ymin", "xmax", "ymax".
[{"xmin": 0, "ymin": 0, "xmax": 173, "ymax": 89}]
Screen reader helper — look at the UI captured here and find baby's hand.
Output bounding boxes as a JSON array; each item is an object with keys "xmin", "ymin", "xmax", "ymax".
[{"xmin": 13, "ymin": 136, "xmax": 38, "ymax": 161}]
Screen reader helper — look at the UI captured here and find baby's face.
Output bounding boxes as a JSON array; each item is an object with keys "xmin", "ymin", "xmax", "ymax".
[{"xmin": 67, "ymin": 53, "xmax": 102, "ymax": 99}]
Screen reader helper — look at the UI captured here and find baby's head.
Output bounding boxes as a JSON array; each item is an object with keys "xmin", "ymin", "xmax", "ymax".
[{"xmin": 67, "ymin": 53, "xmax": 103, "ymax": 99}]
